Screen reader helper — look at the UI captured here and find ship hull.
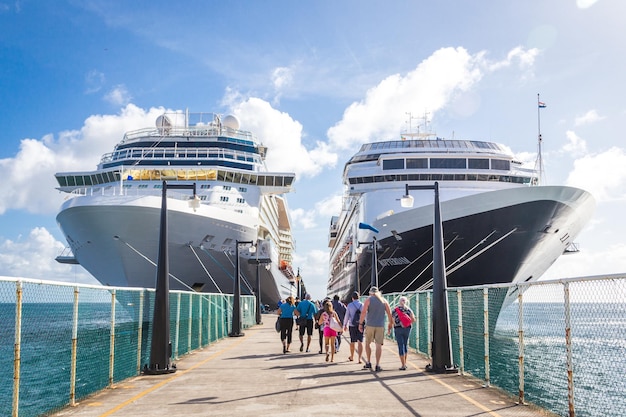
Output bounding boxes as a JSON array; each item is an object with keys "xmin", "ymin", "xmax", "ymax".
[
  {"xmin": 56, "ymin": 194, "xmax": 294, "ymax": 306},
  {"xmin": 328, "ymin": 186, "xmax": 595, "ymax": 305}
]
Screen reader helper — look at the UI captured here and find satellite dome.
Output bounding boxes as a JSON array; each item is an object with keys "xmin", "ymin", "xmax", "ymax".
[{"xmin": 222, "ymin": 115, "xmax": 240, "ymax": 131}]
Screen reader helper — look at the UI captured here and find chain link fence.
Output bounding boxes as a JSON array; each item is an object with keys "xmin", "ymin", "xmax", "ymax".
[
  {"xmin": 383, "ymin": 274, "xmax": 626, "ymax": 417},
  {"xmin": 0, "ymin": 277, "xmax": 256, "ymax": 417}
]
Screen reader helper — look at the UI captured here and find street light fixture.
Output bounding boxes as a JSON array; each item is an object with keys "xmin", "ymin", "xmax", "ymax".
[
  {"xmin": 144, "ymin": 180, "xmax": 198, "ymax": 375},
  {"xmin": 229, "ymin": 240, "xmax": 255, "ymax": 337},
  {"xmin": 401, "ymin": 182, "xmax": 456, "ymax": 373}
]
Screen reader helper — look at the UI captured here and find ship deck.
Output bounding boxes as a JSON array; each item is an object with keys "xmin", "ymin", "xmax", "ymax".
[{"xmin": 53, "ymin": 318, "xmax": 554, "ymax": 417}]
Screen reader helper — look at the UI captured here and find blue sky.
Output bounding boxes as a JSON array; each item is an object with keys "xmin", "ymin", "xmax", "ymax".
[{"xmin": 1, "ymin": 0, "xmax": 625, "ymax": 299}]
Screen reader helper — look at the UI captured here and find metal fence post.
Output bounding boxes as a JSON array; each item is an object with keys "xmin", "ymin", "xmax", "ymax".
[
  {"xmin": 483, "ymin": 288, "xmax": 490, "ymax": 387},
  {"xmin": 109, "ymin": 289, "xmax": 116, "ymax": 387},
  {"xmin": 13, "ymin": 281, "xmax": 23, "ymax": 417},
  {"xmin": 70, "ymin": 286, "xmax": 79, "ymax": 406},
  {"xmin": 457, "ymin": 289, "xmax": 464, "ymax": 375},
  {"xmin": 517, "ymin": 287, "xmax": 526, "ymax": 405},
  {"xmin": 564, "ymin": 282, "xmax": 575, "ymax": 417}
]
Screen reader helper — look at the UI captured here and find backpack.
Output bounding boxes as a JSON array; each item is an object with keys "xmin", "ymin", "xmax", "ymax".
[{"xmin": 351, "ymin": 301, "xmax": 362, "ymax": 327}]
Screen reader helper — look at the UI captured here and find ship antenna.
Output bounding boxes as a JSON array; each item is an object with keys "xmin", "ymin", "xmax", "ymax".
[{"xmin": 535, "ymin": 94, "xmax": 546, "ymax": 185}]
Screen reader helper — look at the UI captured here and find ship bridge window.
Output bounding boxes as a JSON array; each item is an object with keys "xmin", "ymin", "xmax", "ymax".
[
  {"xmin": 491, "ymin": 159, "xmax": 510, "ymax": 170},
  {"xmin": 382, "ymin": 159, "xmax": 404, "ymax": 170},
  {"xmin": 430, "ymin": 158, "xmax": 467, "ymax": 169},
  {"xmin": 468, "ymin": 159, "xmax": 489, "ymax": 169},
  {"xmin": 406, "ymin": 158, "xmax": 427, "ymax": 169}
]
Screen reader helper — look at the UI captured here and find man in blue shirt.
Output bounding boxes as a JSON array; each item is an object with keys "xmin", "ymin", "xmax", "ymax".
[{"xmin": 295, "ymin": 293, "xmax": 318, "ymax": 352}]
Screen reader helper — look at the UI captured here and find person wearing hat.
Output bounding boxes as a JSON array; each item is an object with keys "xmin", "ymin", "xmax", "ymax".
[{"xmin": 358, "ymin": 286, "xmax": 393, "ymax": 372}]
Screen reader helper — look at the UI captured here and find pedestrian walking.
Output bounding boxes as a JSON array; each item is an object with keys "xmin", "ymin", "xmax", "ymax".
[
  {"xmin": 295, "ymin": 293, "xmax": 318, "ymax": 352},
  {"xmin": 277, "ymin": 296, "xmax": 296, "ymax": 354},
  {"xmin": 343, "ymin": 291, "xmax": 364, "ymax": 363},
  {"xmin": 391, "ymin": 296, "xmax": 416, "ymax": 370},
  {"xmin": 358, "ymin": 286, "xmax": 393, "ymax": 372},
  {"xmin": 318, "ymin": 299, "xmax": 342, "ymax": 363},
  {"xmin": 332, "ymin": 294, "xmax": 346, "ymax": 353}
]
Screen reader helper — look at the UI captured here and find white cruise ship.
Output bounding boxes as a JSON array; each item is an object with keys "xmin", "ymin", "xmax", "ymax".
[
  {"xmin": 328, "ymin": 122, "xmax": 595, "ymax": 309},
  {"xmin": 55, "ymin": 110, "xmax": 297, "ymax": 306}
]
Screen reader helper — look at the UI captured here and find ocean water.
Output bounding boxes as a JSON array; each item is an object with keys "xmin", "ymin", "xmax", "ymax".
[
  {"xmin": 1, "ymin": 301, "xmax": 624, "ymax": 416},
  {"xmin": 489, "ymin": 302, "xmax": 626, "ymax": 417}
]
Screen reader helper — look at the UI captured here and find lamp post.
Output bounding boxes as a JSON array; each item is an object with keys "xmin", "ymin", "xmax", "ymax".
[
  {"xmin": 346, "ymin": 260, "xmax": 359, "ymax": 295},
  {"xmin": 401, "ymin": 182, "xmax": 456, "ymax": 373},
  {"xmin": 230, "ymin": 240, "xmax": 254, "ymax": 337},
  {"xmin": 255, "ymin": 261, "xmax": 262, "ymax": 325},
  {"xmin": 144, "ymin": 181, "xmax": 199, "ymax": 375},
  {"xmin": 358, "ymin": 222, "xmax": 379, "ymax": 290}
]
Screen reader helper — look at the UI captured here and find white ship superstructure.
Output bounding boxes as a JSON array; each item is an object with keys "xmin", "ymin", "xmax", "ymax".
[
  {"xmin": 328, "ymin": 124, "xmax": 595, "ymax": 311},
  {"xmin": 55, "ymin": 111, "xmax": 297, "ymax": 305}
]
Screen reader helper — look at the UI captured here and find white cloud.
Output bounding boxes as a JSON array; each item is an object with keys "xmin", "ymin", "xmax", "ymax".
[
  {"xmin": 290, "ymin": 194, "xmax": 342, "ymax": 230},
  {"xmin": 576, "ymin": 0, "xmax": 600, "ymax": 9},
  {"xmin": 85, "ymin": 70, "xmax": 105, "ymax": 94},
  {"xmin": 0, "ymin": 227, "xmax": 95, "ymax": 283},
  {"xmin": 574, "ymin": 109, "xmax": 605, "ymax": 126},
  {"xmin": 566, "ymin": 147, "xmax": 626, "ymax": 202},
  {"xmin": 0, "ymin": 104, "xmax": 166, "ymax": 215},
  {"xmin": 293, "ymin": 248, "xmax": 329, "ymax": 299},
  {"xmin": 272, "ymin": 66, "xmax": 294, "ymax": 91},
  {"xmin": 226, "ymin": 95, "xmax": 337, "ymax": 178},
  {"xmin": 326, "ymin": 46, "xmax": 538, "ymax": 151},
  {"xmin": 562, "ymin": 130, "xmax": 588, "ymax": 156},
  {"xmin": 105, "ymin": 84, "xmax": 132, "ymax": 106}
]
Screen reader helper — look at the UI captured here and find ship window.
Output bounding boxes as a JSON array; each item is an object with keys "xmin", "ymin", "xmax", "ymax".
[
  {"xmin": 491, "ymin": 159, "xmax": 510, "ymax": 170},
  {"xmin": 468, "ymin": 159, "xmax": 489, "ymax": 169},
  {"xmin": 223, "ymin": 185, "xmax": 231, "ymax": 191},
  {"xmin": 374, "ymin": 176, "xmax": 384, "ymax": 182},
  {"xmin": 201, "ymin": 184, "xmax": 210, "ymax": 189},
  {"xmin": 220, "ymin": 196, "xmax": 229, "ymax": 202},
  {"xmin": 200, "ymin": 195, "xmax": 208, "ymax": 200},
  {"xmin": 138, "ymin": 184, "xmax": 148, "ymax": 189},
  {"xmin": 237, "ymin": 198, "xmax": 245, "ymax": 203},
  {"xmin": 430, "ymin": 158, "xmax": 467, "ymax": 169},
  {"xmin": 382, "ymin": 159, "xmax": 404, "ymax": 170},
  {"xmin": 239, "ymin": 187, "xmax": 247, "ymax": 192},
  {"xmin": 240, "ymin": 174, "xmax": 250, "ymax": 185},
  {"xmin": 454, "ymin": 174, "xmax": 466, "ymax": 181},
  {"xmin": 257, "ymin": 176, "xmax": 265, "ymax": 186},
  {"xmin": 406, "ymin": 158, "xmax": 427, "ymax": 169},
  {"xmin": 249, "ymin": 175, "xmax": 257, "ymax": 185},
  {"xmin": 284, "ymin": 176, "xmax": 294, "ymax": 186}
]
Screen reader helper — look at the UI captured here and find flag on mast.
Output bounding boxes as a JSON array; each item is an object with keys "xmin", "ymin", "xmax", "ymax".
[{"xmin": 538, "ymin": 101, "xmax": 547, "ymax": 108}]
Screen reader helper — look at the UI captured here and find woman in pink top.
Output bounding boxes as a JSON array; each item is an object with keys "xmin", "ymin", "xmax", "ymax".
[{"xmin": 317, "ymin": 300, "xmax": 342, "ymax": 363}]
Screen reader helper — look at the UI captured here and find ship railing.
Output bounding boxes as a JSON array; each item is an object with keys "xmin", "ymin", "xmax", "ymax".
[
  {"xmin": 380, "ymin": 273, "xmax": 626, "ymax": 417},
  {"xmin": 100, "ymin": 146, "xmax": 261, "ymax": 165},
  {"xmin": 0, "ymin": 277, "xmax": 257, "ymax": 417},
  {"xmin": 121, "ymin": 126, "xmax": 255, "ymax": 144}
]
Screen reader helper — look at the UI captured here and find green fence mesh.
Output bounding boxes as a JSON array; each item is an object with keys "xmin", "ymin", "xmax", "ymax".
[
  {"xmin": 2, "ymin": 275, "xmax": 625, "ymax": 417},
  {"xmin": 383, "ymin": 275, "xmax": 625, "ymax": 417},
  {"xmin": 0, "ymin": 278, "xmax": 255, "ymax": 417}
]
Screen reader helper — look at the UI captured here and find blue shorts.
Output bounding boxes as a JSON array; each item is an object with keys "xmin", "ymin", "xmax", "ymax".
[{"xmin": 348, "ymin": 326, "xmax": 363, "ymax": 342}]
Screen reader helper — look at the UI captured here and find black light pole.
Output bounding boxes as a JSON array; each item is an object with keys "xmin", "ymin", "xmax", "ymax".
[
  {"xmin": 255, "ymin": 262, "xmax": 262, "ymax": 325},
  {"xmin": 296, "ymin": 268, "xmax": 302, "ymax": 300},
  {"xmin": 401, "ymin": 182, "xmax": 456, "ymax": 373},
  {"xmin": 346, "ymin": 260, "xmax": 359, "ymax": 295},
  {"xmin": 144, "ymin": 181, "xmax": 198, "ymax": 375},
  {"xmin": 230, "ymin": 240, "xmax": 253, "ymax": 337},
  {"xmin": 358, "ymin": 222, "xmax": 379, "ymax": 291}
]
